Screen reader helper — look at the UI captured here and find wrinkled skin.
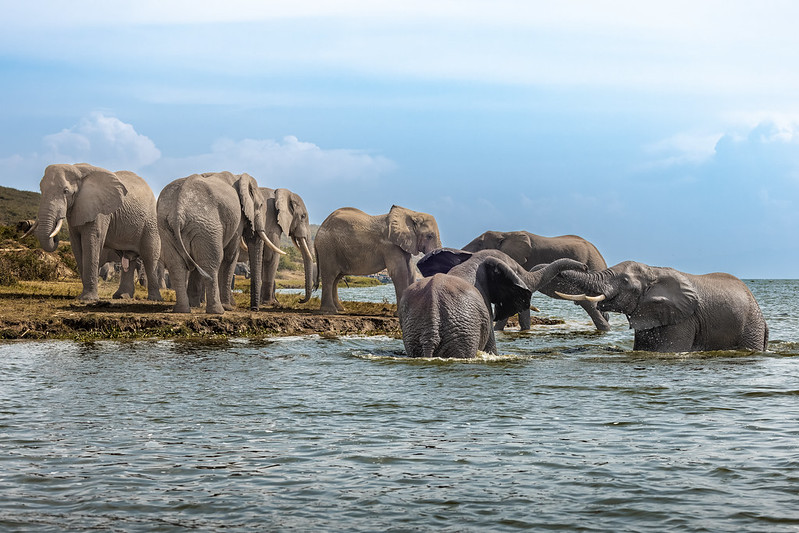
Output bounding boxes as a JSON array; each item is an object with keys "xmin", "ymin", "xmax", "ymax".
[
  {"xmin": 399, "ymin": 248, "xmax": 587, "ymax": 358},
  {"xmin": 157, "ymin": 172, "xmax": 280, "ymax": 314},
  {"xmin": 463, "ymin": 230, "xmax": 610, "ymax": 331},
  {"xmin": 558, "ymin": 261, "xmax": 769, "ymax": 352},
  {"xmin": 29, "ymin": 163, "xmax": 162, "ymax": 302},
  {"xmin": 259, "ymin": 188, "xmax": 315, "ymax": 306},
  {"xmin": 314, "ymin": 205, "xmax": 442, "ymax": 314}
]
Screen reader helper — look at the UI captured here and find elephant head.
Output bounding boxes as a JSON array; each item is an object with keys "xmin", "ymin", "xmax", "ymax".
[
  {"xmin": 418, "ymin": 248, "xmax": 587, "ymax": 320},
  {"xmin": 274, "ymin": 188, "xmax": 315, "ymax": 303},
  {"xmin": 26, "ymin": 163, "xmax": 127, "ymax": 252},
  {"xmin": 556, "ymin": 261, "xmax": 699, "ymax": 330},
  {"xmin": 387, "ymin": 205, "xmax": 442, "ymax": 256},
  {"xmin": 462, "ymin": 230, "xmax": 532, "ymax": 265}
]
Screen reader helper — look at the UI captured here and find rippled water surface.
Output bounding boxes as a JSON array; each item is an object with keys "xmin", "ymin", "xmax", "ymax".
[{"xmin": 1, "ymin": 280, "xmax": 798, "ymax": 531}]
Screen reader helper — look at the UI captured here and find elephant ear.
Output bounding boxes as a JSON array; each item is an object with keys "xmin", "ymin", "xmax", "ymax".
[
  {"xmin": 387, "ymin": 205, "xmax": 422, "ymax": 254},
  {"xmin": 499, "ymin": 232, "xmax": 533, "ymax": 265},
  {"xmin": 481, "ymin": 257, "xmax": 533, "ymax": 322},
  {"xmin": 274, "ymin": 188, "xmax": 293, "ymax": 235},
  {"xmin": 629, "ymin": 268, "xmax": 699, "ymax": 330},
  {"xmin": 236, "ymin": 174, "xmax": 258, "ymax": 228},
  {"xmin": 417, "ymin": 248, "xmax": 473, "ymax": 277},
  {"xmin": 71, "ymin": 166, "xmax": 128, "ymax": 226}
]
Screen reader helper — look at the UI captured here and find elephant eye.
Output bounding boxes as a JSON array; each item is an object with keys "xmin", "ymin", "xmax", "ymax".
[{"xmin": 63, "ymin": 187, "xmax": 70, "ymax": 195}]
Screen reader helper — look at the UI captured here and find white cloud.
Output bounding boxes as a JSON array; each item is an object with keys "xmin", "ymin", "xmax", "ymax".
[
  {"xmin": 42, "ymin": 112, "xmax": 161, "ymax": 171},
  {"xmin": 148, "ymin": 135, "xmax": 395, "ymax": 192}
]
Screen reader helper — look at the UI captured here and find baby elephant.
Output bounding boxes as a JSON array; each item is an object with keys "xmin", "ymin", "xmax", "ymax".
[
  {"xmin": 555, "ymin": 260, "xmax": 769, "ymax": 352},
  {"xmin": 399, "ymin": 248, "xmax": 587, "ymax": 358}
]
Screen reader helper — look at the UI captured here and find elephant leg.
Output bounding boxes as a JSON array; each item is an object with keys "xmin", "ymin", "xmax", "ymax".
[
  {"xmin": 170, "ymin": 265, "xmax": 191, "ymax": 313},
  {"xmin": 518, "ymin": 309, "xmax": 532, "ymax": 330},
  {"xmin": 261, "ymin": 249, "xmax": 280, "ymax": 306},
  {"xmin": 187, "ymin": 270, "xmax": 204, "ymax": 307},
  {"xmin": 483, "ymin": 329, "xmax": 498, "ymax": 356},
  {"xmin": 204, "ymin": 271, "xmax": 225, "ymax": 314},
  {"xmin": 493, "ymin": 317, "xmax": 509, "ymax": 331},
  {"xmin": 218, "ymin": 239, "xmax": 239, "ymax": 311},
  {"xmin": 141, "ymin": 235, "xmax": 163, "ymax": 301},
  {"xmin": 114, "ymin": 262, "xmax": 136, "ymax": 299},
  {"xmin": 78, "ymin": 224, "xmax": 106, "ymax": 302},
  {"xmin": 578, "ymin": 301, "xmax": 611, "ymax": 331},
  {"xmin": 386, "ymin": 259, "xmax": 412, "ymax": 316},
  {"xmin": 332, "ymin": 273, "xmax": 346, "ymax": 312}
]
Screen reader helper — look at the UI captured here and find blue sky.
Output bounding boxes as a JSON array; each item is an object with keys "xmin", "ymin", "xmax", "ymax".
[{"xmin": 2, "ymin": 1, "xmax": 798, "ymax": 278}]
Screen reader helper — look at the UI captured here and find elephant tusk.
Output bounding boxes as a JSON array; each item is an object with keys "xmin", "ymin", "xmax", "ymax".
[
  {"xmin": 301, "ymin": 237, "xmax": 313, "ymax": 260},
  {"xmin": 21, "ymin": 220, "xmax": 38, "ymax": 239},
  {"xmin": 259, "ymin": 230, "xmax": 286, "ymax": 255},
  {"xmin": 240, "ymin": 237, "xmax": 248, "ymax": 252},
  {"xmin": 530, "ymin": 305, "xmax": 540, "ymax": 312},
  {"xmin": 49, "ymin": 218, "xmax": 64, "ymax": 239},
  {"xmin": 554, "ymin": 291, "xmax": 606, "ymax": 302}
]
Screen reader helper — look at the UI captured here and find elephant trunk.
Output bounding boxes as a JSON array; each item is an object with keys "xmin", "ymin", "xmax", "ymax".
[
  {"xmin": 248, "ymin": 238, "xmax": 265, "ymax": 311},
  {"xmin": 33, "ymin": 214, "xmax": 63, "ymax": 253},
  {"xmin": 523, "ymin": 258, "xmax": 589, "ymax": 293},
  {"xmin": 296, "ymin": 236, "xmax": 315, "ymax": 304},
  {"xmin": 558, "ymin": 268, "xmax": 612, "ymax": 298}
]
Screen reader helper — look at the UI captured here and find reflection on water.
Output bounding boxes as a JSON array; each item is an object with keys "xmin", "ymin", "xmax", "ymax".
[{"xmin": 0, "ymin": 280, "xmax": 797, "ymax": 531}]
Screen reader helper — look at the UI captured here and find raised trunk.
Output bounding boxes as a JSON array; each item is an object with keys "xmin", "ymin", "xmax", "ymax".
[
  {"xmin": 523, "ymin": 258, "xmax": 589, "ymax": 292},
  {"xmin": 559, "ymin": 268, "xmax": 610, "ymax": 296},
  {"xmin": 297, "ymin": 237, "xmax": 314, "ymax": 304}
]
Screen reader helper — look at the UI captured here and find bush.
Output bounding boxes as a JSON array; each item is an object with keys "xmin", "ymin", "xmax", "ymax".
[
  {"xmin": 278, "ymin": 245, "xmax": 304, "ymax": 272},
  {"xmin": 0, "ymin": 249, "xmax": 61, "ymax": 285}
]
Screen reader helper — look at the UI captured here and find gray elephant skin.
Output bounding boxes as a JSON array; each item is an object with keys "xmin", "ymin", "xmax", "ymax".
[
  {"xmin": 259, "ymin": 187, "xmax": 315, "ymax": 306},
  {"xmin": 26, "ymin": 163, "xmax": 162, "ymax": 302},
  {"xmin": 463, "ymin": 230, "xmax": 610, "ymax": 331},
  {"xmin": 314, "ymin": 205, "xmax": 442, "ymax": 314},
  {"xmin": 556, "ymin": 261, "xmax": 769, "ymax": 352},
  {"xmin": 399, "ymin": 248, "xmax": 587, "ymax": 358},
  {"xmin": 157, "ymin": 171, "xmax": 284, "ymax": 314}
]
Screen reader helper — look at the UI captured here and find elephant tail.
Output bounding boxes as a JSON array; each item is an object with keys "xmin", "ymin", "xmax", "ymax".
[{"xmin": 169, "ymin": 213, "xmax": 212, "ymax": 281}]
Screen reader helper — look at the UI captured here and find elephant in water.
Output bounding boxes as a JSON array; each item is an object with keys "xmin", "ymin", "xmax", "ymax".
[
  {"xmin": 157, "ymin": 171, "xmax": 284, "ymax": 314},
  {"xmin": 555, "ymin": 260, "xmax": 769, "ymax": 352},
  {"xmin": 23, "ymin": 163, "xmax": 162, "ymax": 302},
  {"xmin": 314, "ymin": 205, "xmax": 441, "ymax": 314},
  {"xmin": 399, "ymin": 248, "xmax": 587, "ymax": 358},
  {"xmin": 463, "ymin": 230, "xmax": 610, "ymax": 331},
  {"xmin": 259, "ymin": 187, "xmax": 315, "ymax": 306}
]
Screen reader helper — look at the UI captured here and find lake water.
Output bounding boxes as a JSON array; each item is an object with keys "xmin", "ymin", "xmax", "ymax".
[{"xmin": 1, "ymin": 280, "xmax": 798, "ymax": 531}]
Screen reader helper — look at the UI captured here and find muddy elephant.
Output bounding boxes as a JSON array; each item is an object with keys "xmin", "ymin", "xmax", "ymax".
[
  {"xmin": 556, "ymin": 260, "xmax": 769, "ymax": 352},
  {"xmin": 400, "ymin": 248, "xmax": 587, "ymax": 358},
  {"xmin": 157, "ymin": 171, "xmax": 284, "ymax": 314},
  {"xmin": 24, "ymin": 163, "xmax": 162, "ymax": 302},
  {"xmin": 463, "ymin": 230, "xmax": 610, "ymax": 331},
  {"xmin": 259, "ymin": 188, "xmax": 315, "ymax": 306},
  {"xmin": 314, "ymin": 205, "xmax": 442, "ymax": 314}
]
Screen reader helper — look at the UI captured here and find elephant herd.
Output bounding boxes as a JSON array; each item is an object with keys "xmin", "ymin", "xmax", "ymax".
[{"xmin": 23, "ymin": 163, "xmax": 769, "ymax": 357}]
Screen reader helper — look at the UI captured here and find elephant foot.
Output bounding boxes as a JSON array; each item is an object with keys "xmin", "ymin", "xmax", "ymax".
[
  {"xmin": 112, "ymin": 291, "xmax": 133, "ymax": 299},
  {"xmin": 171, "ymin": 305, "xmax": 192, "ymax": 314},
  {"xmin": 319, "ymin": 305, "xmax": 340, "ymax": 315},
  {"xmin": 206, "ymin": 306, "xmax": 225, "ymax": 315},
  {"xmin": 147, "ymin": 291, "xmax": 164, "ymax": 302},
  {"xmin": 78, "ymin": 292, "xmax": 99, "ymax": 302},
  {"xmin": 222, "ymin": 302, "xmax": 236, "ymax": 311},
  {"xmin": 594, "ymin": 322, "xmax": 612, "ymax": 332}
]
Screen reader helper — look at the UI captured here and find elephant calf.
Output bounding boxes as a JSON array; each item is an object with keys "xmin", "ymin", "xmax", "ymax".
[
  {"xmin": 556, "ymin": 260, "xmax": 769, "ymax": 352},
  {"xmin": 399, "ymin": 248, "xmax": 587, "ymax": 358}
]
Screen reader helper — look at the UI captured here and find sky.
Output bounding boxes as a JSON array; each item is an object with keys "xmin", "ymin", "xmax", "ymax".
[{"xmin": 1, "ymin": 0, "xmax": 798, "ymax": 278}]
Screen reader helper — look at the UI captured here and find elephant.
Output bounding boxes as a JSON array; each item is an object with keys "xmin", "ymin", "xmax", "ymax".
[
  {"xmin": 157, "ymin": 171, "xmax": 284, "ymax": 314},
  {"xmin": 314, "ymin": 205, "xmax": 442, "ymax": 314},
  {"xmin": 463, "ymin": 230, "xmax": 610, "ymax": 331},
  {"xmin": 399, "ymin": 248, "xmax": 587, "ymax": 358},
  {"xmin": 554, "ymin": 260, "xmax": 769, "ymax": 352},
  {"xmin": 259, "ymin": 188, "xmax": 315, "ymax": 306},
  {"xmin": 23, "ymin": 163, "xmax": 162, "ymax": 302}
]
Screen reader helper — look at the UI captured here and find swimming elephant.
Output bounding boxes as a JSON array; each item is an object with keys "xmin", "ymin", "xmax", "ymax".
[
  {"xmin": 463, "ymin": 230, "xmax": 610, "ymax": 331},
  {"xmin": 157, "ymin": 171, "xmax": 284, "ymax": 314},
  {"xmin": 23, "ymin": 163, "xmax": 163, "ymax": 302},
  {"xmin": 555, "ymin": 260, "xmax": 769, "ymax": 352},
  {"xmin": 399, "ymin": 248, "xmax": 587, "ymax": 358},
  {"xmin": 314, "ymin": 205, "xmax": 442, "ymax": 314}
]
